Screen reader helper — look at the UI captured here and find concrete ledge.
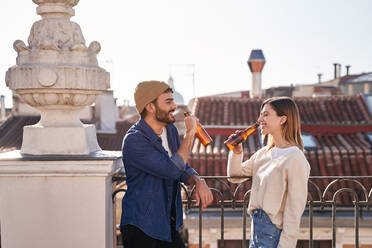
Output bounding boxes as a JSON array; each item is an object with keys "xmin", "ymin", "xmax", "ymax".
[{"xmin": 0, "ymin": 150, "xmax": 123, "ymax": 177}]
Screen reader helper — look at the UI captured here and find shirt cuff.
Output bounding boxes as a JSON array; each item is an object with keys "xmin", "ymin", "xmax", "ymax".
[
  {"xmin": 180, "ymin": 166, "xmax": 198, "ymax": 185},
  {"xmin": 170, "ymin": 153, "xmax": 186, "ymax": 171}
]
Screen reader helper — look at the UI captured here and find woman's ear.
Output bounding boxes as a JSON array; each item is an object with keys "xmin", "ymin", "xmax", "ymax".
[{"xmin": 280, "ymin": 115, "xmax": 287, "ymax": 125}]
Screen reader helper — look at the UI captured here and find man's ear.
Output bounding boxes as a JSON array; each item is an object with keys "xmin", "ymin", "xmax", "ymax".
[
  {"xmin": 145, "ymin": 102, "xmax": 156, "ymax": 114},
  {"xmin": 280, "ymin": 115, "xmax": 287, "ymax": 125}
]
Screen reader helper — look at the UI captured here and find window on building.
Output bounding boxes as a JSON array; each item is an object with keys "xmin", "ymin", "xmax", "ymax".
[
  {"xmin": 364, "ymin": 94, "xmax": 372, "ymax": 115},
  {"xmin": 366, "ymin": 133, "xmax": 372, "ymax": 145},
  {"xmin": 302, "ymin": 133, "xmax": 317, "ymax": 149},
  {"xmin": 353, "ymin": 82, "xmax": 365, "ymax": 94},
  {"xmin": 340, "ymin": 84, "xmax": 348, "ymax": 95}
]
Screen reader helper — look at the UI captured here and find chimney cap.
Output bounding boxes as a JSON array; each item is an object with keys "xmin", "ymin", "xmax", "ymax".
[
  {"xmin": 248, "ymin": 49, "xmax": 266, "ymax": 62},
  {"xmin": 247, "ymin": 49, "xmax": 266, "ymax": 73}
]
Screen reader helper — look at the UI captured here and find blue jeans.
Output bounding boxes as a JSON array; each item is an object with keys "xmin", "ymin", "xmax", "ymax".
[{"xmin": 249, "ymin": 209, "xmax": 282, "ymax": 248}]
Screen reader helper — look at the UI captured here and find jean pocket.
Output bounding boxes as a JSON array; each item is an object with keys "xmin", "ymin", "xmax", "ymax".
[
  {"xmin": 253, "ymin": 216, "xmax": 281, "ymax": 246},
  {"xmin": 253, "ymin": 225, "xmax": 281, "ymax": 248}
]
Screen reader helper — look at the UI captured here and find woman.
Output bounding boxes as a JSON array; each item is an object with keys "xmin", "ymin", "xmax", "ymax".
[{"xmin": 227, "ymin": 97, "xmax": 310, "ymax": 248}]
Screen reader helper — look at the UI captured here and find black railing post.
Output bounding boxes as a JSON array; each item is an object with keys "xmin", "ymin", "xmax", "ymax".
[
  {"xmin": 242, "ymin": 190, "xmax": 250, "ymax": 248},
  {"xmin": 220, "ymin": 197, "xmax": 225, "ymax": 248},
  {"xmin": 309, "ymin": 201, "xmax": 313, "ymax": 248},
  {"xmin": 332, "ymin": 202, "xmax": 336, "ymax": 248},
  {"xmin": 355, "ymin": 203, "xmax": 359, "ymax": 248},
  {"xmin": 199, "ymin": 203, "xmax": 202, "ymax": 248}
]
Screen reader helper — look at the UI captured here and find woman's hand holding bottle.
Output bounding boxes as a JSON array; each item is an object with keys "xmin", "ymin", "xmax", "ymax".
[{"xmin": 228, "ymin": 131, "xmax": 243, "ymax": 154}]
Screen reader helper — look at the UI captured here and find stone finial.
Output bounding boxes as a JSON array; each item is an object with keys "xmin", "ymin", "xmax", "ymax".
[{"xmin": 5, "ymin": 0, "xmax": 110, "ymax": 155}]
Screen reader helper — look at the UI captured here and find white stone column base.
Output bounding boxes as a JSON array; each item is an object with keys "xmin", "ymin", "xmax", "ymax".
[
  {"xmin": 21, "ymin": 124, "xmax": 101, "ymax": 155},
  {"xmin": 0, "ymin": 150, "xmax": 123, "ymax": 248}
]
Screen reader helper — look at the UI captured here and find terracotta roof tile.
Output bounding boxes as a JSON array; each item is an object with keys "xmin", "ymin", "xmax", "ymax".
[
  {"xmin": 358, "ymin": 96, "xmax": 372, "ymax": 122},
  {"xmin": 96, "ymin": 120, "xmax": 133, "ymax": 151},
  {"xmin": 195, "ymin": 95, "xmax": 372, "ymax": 125},
  {"xmin": 0, "ymin": 115, "xmax": 40, "ymax": 153}
]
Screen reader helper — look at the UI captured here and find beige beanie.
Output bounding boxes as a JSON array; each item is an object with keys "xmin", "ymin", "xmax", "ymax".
[{"xmin": 134, "ymin": 80, "xmax": 170, "ymax": 114}]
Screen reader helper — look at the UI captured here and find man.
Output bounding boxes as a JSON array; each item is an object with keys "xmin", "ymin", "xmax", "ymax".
[{"xmin": 120, "ymin": 80, "xmax": 213, "ymax": 248}]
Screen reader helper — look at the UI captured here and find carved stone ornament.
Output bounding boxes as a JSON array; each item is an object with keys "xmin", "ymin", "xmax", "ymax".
[{"xmin": 5, "ymin": 0, "xmax": 110, "ymax": 155}]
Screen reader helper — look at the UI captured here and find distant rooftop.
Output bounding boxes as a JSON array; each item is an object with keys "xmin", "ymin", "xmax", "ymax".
[
  {"xmin": 340, "ymin": 72, "xmax": 372, "ymax": 84},
  {"xmin": 348, "ymin": 72, "xmax": 372, "ymax": 83}
]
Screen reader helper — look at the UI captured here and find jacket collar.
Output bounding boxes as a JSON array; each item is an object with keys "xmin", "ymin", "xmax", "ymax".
[
  {"xmin": 136, "ymin": 118, "xmax": 162, "ymax": 143},
  {"xmin": 136, "ymin": 118, "xmax": 176, "ymax": 155}
]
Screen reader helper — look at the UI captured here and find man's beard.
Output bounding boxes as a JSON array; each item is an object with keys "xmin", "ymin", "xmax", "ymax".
[{"xmin": 155, "ymin": 106, "xmax": 176, "ymax": 124}]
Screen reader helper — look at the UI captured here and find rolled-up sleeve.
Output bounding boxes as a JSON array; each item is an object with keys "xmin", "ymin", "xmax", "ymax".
[
  {"xmin": 170, "ymin": 153, "xmax": 186, "ymax": 171},
  {"xmin": 180, "ymin": 163, "xmax": 198, "ymax": 185}
]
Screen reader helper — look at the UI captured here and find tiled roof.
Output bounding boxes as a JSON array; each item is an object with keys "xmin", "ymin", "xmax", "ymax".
[
  {"xmin": 96, "ymin": 121, "xmax": 133, "ymax": 151},
  {"xmin": 0, "ymin": 115, "xmax": 40, "ymax": 153},
  {"xmin": 193, "ymin": 95, "xmax": 372, "ymax": 126}
]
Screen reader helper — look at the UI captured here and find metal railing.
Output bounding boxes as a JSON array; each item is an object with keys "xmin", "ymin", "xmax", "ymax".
[{"xmin": 113, "ymin": 175, "xmax": 372, "ymax": 248}]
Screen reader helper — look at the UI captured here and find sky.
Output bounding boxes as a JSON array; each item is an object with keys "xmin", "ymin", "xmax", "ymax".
[{"xmin": 0, "ymin": 0, "xmax": 371, "ymax": 108}]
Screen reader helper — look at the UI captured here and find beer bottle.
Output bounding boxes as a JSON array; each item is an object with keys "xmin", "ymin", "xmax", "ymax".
[
  {"xmin": 184, "ymin": 112, "xmax": 213, "ymax": 146},
  {"xmin": 224, "ymin": 123, "xmax": 259, "ymax": 150}
]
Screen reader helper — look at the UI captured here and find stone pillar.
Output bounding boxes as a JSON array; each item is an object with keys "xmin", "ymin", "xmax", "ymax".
[
  {"xmin": 1, "ymin": 1, "xmax": 123, "ymax": 248},
  {"xmin": 0, "ymin": 151, "xmax": 122, "ymax": 248}
]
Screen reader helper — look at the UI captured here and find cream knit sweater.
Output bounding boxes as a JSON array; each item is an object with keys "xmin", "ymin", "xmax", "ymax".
[{"xmin": 227, "ymin": 146, "xmax": 310, "ymax": 248}]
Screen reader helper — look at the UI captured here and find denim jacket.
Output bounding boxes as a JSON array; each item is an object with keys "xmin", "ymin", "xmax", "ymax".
[{"xmin": 120, "ymin": 118, "xmax": 197, "ymax": 242}]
